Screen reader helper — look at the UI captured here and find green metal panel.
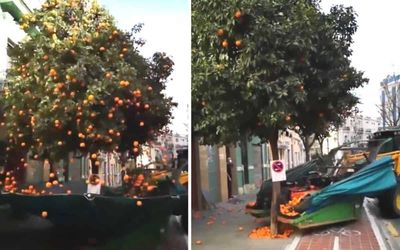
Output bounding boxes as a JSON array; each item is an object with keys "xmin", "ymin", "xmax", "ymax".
[
  {"xmin": 0, "ymin": 0, "xmax": 37, "ymax": 35},
  {"xmin": 0, "ymin": 1, "xmax": 24, "ymax": 21},
  {"xmin": 288, "ymin": 198, "xmax": 363, "ymax": 229}
]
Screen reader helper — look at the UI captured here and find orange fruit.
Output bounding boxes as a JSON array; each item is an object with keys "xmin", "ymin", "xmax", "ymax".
[
  {"xmin": 91, "ymin": 153, "xmax": 97, "ymax": 159},
  {"xmin": 41, "ymin": 211, "xmax": 48, "ymax": 218},
  {"xmin": 222, "ymin": 40, "xmax": 229, "ymax": 48},
  {"xmin": 234, "ymin": 10, "xmax": 242, "ymax": 19},
  {"xmin": 87, "ymin": 94, "xmax": 95, "ymax": 102},
  {"xmin": 235, "ymin": 40, "xmax": 242, "ymax": 47},
  {"xmin": 107, "ymin": 113, "xmax": 113, "ymax": 119},
  {"xmin": 57, "ymin": 141, "xmax": 63, "ymax": 146},
  {"xmin": 117, "ymin": 100, "xmax": 123, "ymax": 106},
  {"xmin": 67, "ymin": 130, "xmax": 72, "ymax": 135},
  {"xmin": 139, "ymin": 121, "xmax": 144, "ymax": 127},
  {"xmin": 105, "ymin": 72, "xmax": 112, "ymax": 78},
  {"xmin": 43, "ymin": 55, "xmax": 49, "ymax": 61},
  {"xmin": 45, "ymin": 182, "xmax": 52, "ymax": 188},
  {"xmin": 108, "ymin": 129, "xmax": 114, "ymax": 135},
  {"xmin": 217, "ymin": 28, "xmax": 224, "ymax": 36},
  {"xmin": 49, "ymin": 68, "xmax": 57, "ymax": 77},
  {"xmin": 99, "ymin": 47, "xmax": 106, "ymax": 52},
  {"xmin": 133, "ymin": 141, "xmax": 139, "ymax": 147},
  {"xmin": 52, "ymin": 180, "xmax": 58, "ymax": 185},
  {"xmin": 49, "ymin": 173, "xmax": 55, "ymax": 178},
  {"xmin": 80, "ymin": 142, "xmax": 86, "ymax": 148},
  {"xmin": 136, "ymin": 200, "xmax": 142, "ymax": 206},
  {"xmin": 134, "ymin": 90, "xmax": 141, "ymax": 97},
  {"xmin": 123, "ymin": 175, "xmax": 130, "ymax": 183},
  {"xmin": 122, "ymin": 48, "xmax": 128, "ymax": 53},
  {"xmin": 144, "ymin": 104, "xmax": 150, "ymax": 109}
]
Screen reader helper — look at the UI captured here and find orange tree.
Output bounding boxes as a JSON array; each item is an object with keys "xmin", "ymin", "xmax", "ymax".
[
  {"xmin": 4, "ymin": 0, "xmax": 175, "ymax": 176},
  {"xmin": 291, "ymin": 5, "xmax": 368, "ymax": 160},
  {"xmin": 192, "ymin": 0, "xmax": 367, "ymax": 234}
]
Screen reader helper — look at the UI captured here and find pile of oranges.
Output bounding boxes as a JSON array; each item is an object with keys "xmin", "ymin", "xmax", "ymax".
[
  {"xmin": 279, "ymin": 193, "xmax": 308, "ymax": 217},
  {"xmin": 249, "ymin": 226, "xmax": 293, "ymax": 239},
  {"xmin": 1, "ymin": 172, "xmax": 18, "ymax": 193}
]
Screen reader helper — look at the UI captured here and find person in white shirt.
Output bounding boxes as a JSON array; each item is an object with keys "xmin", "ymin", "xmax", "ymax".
[{"xmin": 87, "ymin": 174, "xmax": 101, "ymax": 194}]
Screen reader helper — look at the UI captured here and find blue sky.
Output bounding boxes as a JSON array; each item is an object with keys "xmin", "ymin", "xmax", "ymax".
[{"xmin": 99, "ymin": 0, "xmax": 190, "ymax": 135}]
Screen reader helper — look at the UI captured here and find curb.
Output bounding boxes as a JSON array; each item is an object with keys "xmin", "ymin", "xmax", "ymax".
[
  {"xmin": 284, "ymin": 235, "xmax": 301, "ymax": 250},
  {"xmin": 364, "ymin": 198, "xmax": 393, "ymax": 250}
]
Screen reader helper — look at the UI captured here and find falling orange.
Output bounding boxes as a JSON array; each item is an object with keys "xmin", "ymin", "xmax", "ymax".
[{"xmin": 41, "ymin": 211, "xmax": 48, "ymax": 218}]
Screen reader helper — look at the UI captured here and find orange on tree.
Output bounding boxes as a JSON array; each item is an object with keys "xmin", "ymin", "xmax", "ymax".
[
  {"xmin": 4, "ymin": 0, "xmax": 175, "ymax": 179},
  {"xmin": 234, "ymin": 10, "xmax": 242, "ymax": 19}
]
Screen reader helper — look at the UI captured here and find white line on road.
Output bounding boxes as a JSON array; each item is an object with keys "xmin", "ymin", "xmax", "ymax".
[
  {"xmin": 284, "ymin": 235, "xmax": 301, "ymax": 250},
  {"xmin": 333, "ymin": 236, "xmax": 339, "ymax": 250},
  {"xmin": 364, "ymin": 199, "xmax": 388, "ymax": 250}
]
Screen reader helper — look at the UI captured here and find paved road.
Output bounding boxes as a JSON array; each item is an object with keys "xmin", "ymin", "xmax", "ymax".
[
  {"xmin": 193, "ymin": 195, "xmax": 392, "ymax": 250},
  {"xmin": 364, "ymin": 197, "xmax": 400, "ymax": 250},
  {"xmin": 192, "ymin": 194, "xmax": 292, "ymax": 250}
]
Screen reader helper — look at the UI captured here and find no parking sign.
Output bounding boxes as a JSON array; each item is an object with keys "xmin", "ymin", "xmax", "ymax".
[{"xmin": 270, "ymin": 160, "xmax": 286, "ymax": 182}]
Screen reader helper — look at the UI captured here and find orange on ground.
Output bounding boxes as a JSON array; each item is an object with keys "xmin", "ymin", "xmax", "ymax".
[{"xmin": 249, "ymin": 226, "xmax": 293, "ymax": 239}]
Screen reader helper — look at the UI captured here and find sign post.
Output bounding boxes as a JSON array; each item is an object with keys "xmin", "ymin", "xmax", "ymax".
[
  {"xmin": 270, "ymin": 160, "xmax": 286, "ymax": 235},
  {"xmin": 270, "ymin": 160, "xmax": 286, "ymax": 182}
]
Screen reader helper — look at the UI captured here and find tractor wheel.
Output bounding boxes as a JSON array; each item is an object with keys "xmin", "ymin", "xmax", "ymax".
[{"xmin": 378, "ymin": 184, "xmax": 400, "ymax": 218}]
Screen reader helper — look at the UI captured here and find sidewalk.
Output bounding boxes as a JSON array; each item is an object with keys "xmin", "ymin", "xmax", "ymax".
[{"xmin": 192, "ymin": 193, "xmax": 292, "ymax": 250}]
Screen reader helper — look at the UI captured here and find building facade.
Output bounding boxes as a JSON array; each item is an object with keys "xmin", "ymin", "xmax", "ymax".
[
  {"xmin": 320, "ymin": 113, "xmax": 380, "ymax": 155},
  {"xmin": 193, "ymin": 131, "xmax": 306, "ymax": 210}
]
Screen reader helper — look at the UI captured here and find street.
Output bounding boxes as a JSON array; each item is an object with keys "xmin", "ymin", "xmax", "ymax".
[{"xmin": 192, "ymin": 193, "xmax": 400, "ymax": 250}]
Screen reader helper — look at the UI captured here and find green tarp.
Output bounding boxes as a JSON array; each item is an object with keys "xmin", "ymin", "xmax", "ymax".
[{"xmin": 310, "ymin": 156, "xmax": 397, "ymax": 208}]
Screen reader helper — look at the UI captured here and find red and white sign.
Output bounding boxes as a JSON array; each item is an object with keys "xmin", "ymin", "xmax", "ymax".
[{"xmin": 270, "ymin": 160, "xmax": 286, "ymax": 182}]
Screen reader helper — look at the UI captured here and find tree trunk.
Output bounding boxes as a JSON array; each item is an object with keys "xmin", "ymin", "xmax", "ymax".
[
  {"xmin": 304, "ymin": 143, "xmax": 311, "ymax": 162},
  {"xmin": 240, "ymin": 135, "xmax": 249, "ymax": 184},
  {"xmin": 301, "ymin": 134, "xmax": 316, "ymax": 162},
  {"xmin": 318, "ymin": 139, "xmax": 324, "ymax": 155},
  {"xmin": 192, "ymin": 137, "xmax": 203, "ymax": 211},
  {"xmin": 225, "ymin": 145, "xmax": 233, "ymax": 199},
  {"xmin": 269, "ymin": 128, "xmax": 281, "ymax": 235},
  {"xmin": 63, "ymin": 157, "xmax": 69, "ymax": 182}
]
